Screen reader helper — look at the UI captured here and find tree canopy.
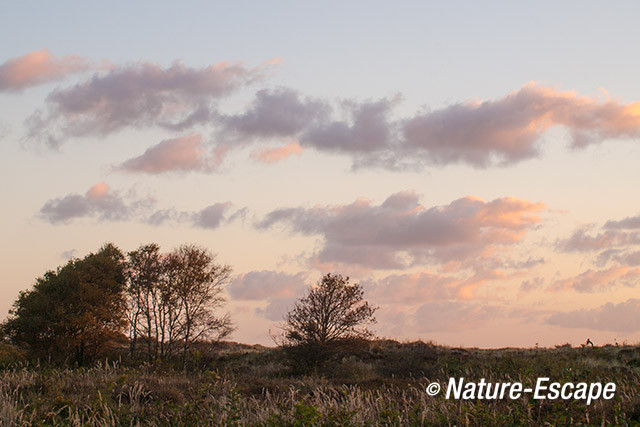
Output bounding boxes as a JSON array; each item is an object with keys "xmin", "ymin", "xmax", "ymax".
[
  {"xmin": 2, "ymin": 243, "xmax": 127, "ymax": 364},
  {"xmin": 282, "ymin": 273, "xmax": 377, "ymax": 345}
]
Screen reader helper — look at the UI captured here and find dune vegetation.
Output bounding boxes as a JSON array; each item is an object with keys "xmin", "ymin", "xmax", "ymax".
[{"xmin": 0, "ymin": 340, "xmax": 639, "ymax": 426}]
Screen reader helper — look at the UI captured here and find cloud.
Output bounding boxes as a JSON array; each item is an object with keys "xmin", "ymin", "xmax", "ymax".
[
  {"xmin": 520, "ymin": 277, "xmax": 545, "ymax": 292},
  {"xmin": 412, "ymin": 300, "xmax": 502, "ymax": 333},
  {"xmin": 403, "ymin": 82, "xmax": 640, "ymax": 167},
  {"xmin": 616, "ymin": 251, "xmax": 640, "ymax": 266},
  {"xmin": 229, "ymin": 270, "xmax": 309, "ymax": 321},
  {"xmin": 40, "ymin": 182, "xmax": 154, "ymax": 224},
  {"xmin": 218, "ymin": 87, "xmax": 329, "ymax": 141},
  {"xmin": 558, "ymin": 214, "xmax": 640, "ymax": 271},
  {"xmin": 0, "ymin": 121, "xmax": 10, "ymax": 140},
  {"xmin": 0, "ymin": 49, "xmax": 97, "ymax": 92},
  {"xmin": 192, "ymin": 202, "xmax": 234, "ymax": 229},
  {"xmin": 256, "ymin": 297, "xmax": 299, "ymax": 322},
  {"xmin": 146, "ymin": 202, "xmax": 242, "ymax": 230},
  {"xmin": 26, "ymin": 60, "xmax": 272, "ymax": 147},
  {"xmin": 229, "ymin": 270, "xmax": 308, "ymax": 300},
  {"xmin": 213, "ymin": 82, "xmax": 640, "ymax": 170},
  {"xmin": 605, "ymin": 214, "xmax": 640, "ymax": 230},
  {"xmin": 365, "ymin": 271, "xmax": 458, "ymax": 304},
  {"xmin": 216, "ymin": 82, "xmax": 640, "ymax": 171},
  {"xmin": 257, "ymin": 191, "xmax": 545, "ymax": 269},
  {"xmin": 301, "ymin": 96, "xmax": 400, "ymax": 155},
  {"xmin": 250, "ymin": 141, "xmax": 303, "ymax": 163},
  {"xmin": 40, "ymin": 181, "xmax": 245, "ymax": 231},
  {"xmin": 550, "ymin": 266, "xmax": 640, "ymax": 293},
  {"xmin": 60, "ymin": 249, "xmax": 77, "ymax": 259},
  {"xmin": 117, "ymin": 133, "xmax": 221, "ymax": 174},
  {"xmin": 364, "ymin": 269, "xmax": 509, "ymax": 303},
  {"xmin": 546, "ymin": 298, "xmax": 640, "ymax": 332},
  {"xmin": 557, "ymin": 228, "xmax": 640, "ymax": 252}
]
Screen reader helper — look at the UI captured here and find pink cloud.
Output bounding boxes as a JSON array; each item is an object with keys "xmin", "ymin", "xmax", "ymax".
[
  {"xmin": 0, "ymin": 49, "xmax": 97, "ymax": 92},
  {"xmin": 86, "ymin": 182, "xmax": 109, "ymax": 199},
  {"xmin": 250, "ymin": 142, "xmax": 303, "ymax": 163},
  {"xmin": 117, "ymin": 133, "xmax": 219, "ymax": 174}
]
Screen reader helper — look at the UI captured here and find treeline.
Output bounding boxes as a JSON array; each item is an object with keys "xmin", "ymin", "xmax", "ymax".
[
  {"xmin": 1, "ymin": 242, "xmax": 377, "ymax": 368},
  {"xmin": 1, "ymin": 243, "xmax": 232, "ymax": 365}
]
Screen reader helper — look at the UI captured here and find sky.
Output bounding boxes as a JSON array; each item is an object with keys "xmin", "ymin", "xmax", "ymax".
[{"xmin": 2, "ymin": 1, "xmax": 640, "ymax": 347}]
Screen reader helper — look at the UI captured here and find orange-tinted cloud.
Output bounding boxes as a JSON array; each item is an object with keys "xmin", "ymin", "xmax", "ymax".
[
  {"xmin": 250, "ymin": 142, "xmax": 303, "ymax": 163},
  {"xmin": 0, "ymin": 49, "xmax": 96, "ymax": 92},
  {"xmin": 403, "ymin": 82, "xmax": 640, "ymax": 167},
  {"xmin": 257, "ymin": 191, "xmax": 545, "ymax": 269}
]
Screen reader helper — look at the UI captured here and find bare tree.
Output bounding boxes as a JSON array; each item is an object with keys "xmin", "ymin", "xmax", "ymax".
[{"xmin": 282, "ymin": 273, "xmax": 377, "ymax": 345}]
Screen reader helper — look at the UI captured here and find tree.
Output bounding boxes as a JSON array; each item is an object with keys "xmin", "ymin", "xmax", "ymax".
[
  {"xmin": 2, "ymin": 243, "xmax": 127, "ymax": 364},
  {"xmin": 125, "ymin": 243, "xmax": 234, "ymax": 361},
  {"xmin": 282, "ymin": 273, "xmax": 377, "ymax": 346},
  {"xmin": 167, "ymin": 244, "xmax": 234, "ymax": 359},
  {"xmin": 126, "ymin": 243, "xmax": 163, "ymax": 360}
]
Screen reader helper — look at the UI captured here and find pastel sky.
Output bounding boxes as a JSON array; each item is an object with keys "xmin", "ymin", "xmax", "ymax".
[{"xmin": 2, "ymin": 1, "xmax": 640, "ymax": 347}]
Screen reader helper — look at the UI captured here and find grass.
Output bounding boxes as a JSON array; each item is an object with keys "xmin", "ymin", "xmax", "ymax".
[{"xmin": 0, "ymin": 340, "xmax": 639, "ymax": 425}]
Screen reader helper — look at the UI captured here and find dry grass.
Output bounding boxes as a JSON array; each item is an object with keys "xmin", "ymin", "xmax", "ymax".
[{"xmin": 0, "ymin": 341, "xmax": 639, "ymax": 425}]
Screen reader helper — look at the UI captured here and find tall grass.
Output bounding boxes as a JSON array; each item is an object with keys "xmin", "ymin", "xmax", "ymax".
[{"xmin": 0, "ymin": 341, "xmax": 638, "ymax": 425}]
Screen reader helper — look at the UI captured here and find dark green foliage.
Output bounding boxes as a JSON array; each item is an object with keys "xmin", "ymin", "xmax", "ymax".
[{"xmin": 2, "ymin": 243, "xmax": 127, "ymax": 364}]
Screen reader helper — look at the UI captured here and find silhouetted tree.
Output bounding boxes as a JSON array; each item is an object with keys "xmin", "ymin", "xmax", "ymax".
[
  {"xmin": 167, "ymin": 244, "xmax": 234, "ymax": 360},
  {"xmin": 2, "ymin": 243, "xmax": 127, "ymax": 364},
  {"xmin": 282, "ymin": 273, "xmax": 377, "ymax": 346},
  {"xmin": 126, "ymin": 243, "xmax": 163, "ymax": 360},
  {"xmin": 125, "ymin": 243, "xmax": 233, "ymax": 361}
]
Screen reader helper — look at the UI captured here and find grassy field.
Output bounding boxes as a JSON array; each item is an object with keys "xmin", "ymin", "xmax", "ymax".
[{"xmin": 1, "ymin": 340, "xmax": 639, "ymax": 426}]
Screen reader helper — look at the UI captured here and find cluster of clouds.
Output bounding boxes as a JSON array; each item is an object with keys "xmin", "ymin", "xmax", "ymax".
[
  {"xmin": 8, "ymin": 49, "xmax": 640, "ymax": 337},
  {"xmin": 228, "ymin": 266, "xmax": 640, "ymax": 334},
  {"xmin": 38, "ymin": 182, "xmax": 640, "ymax": 334},
  {"xmin": 551, "ymin": 213, "xmax": 640, "ymax": 293},
  {"xmin": 39, "ymin": 182, "xmax": 244, "ymax": 229},
  {"xmin": 227, "ymin": 268, "xmax": 510, "ymax": 332},
  {"xmin": 257, "ymin": 191, "xmax": 545, "ymax": 272},
  {"xmin": 4, "ymin": 49, "xmax": 640, "ymax": 170},
  {"xmin": 112, "ymin": 84, "xmax": 640, "ymax": 172}
]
